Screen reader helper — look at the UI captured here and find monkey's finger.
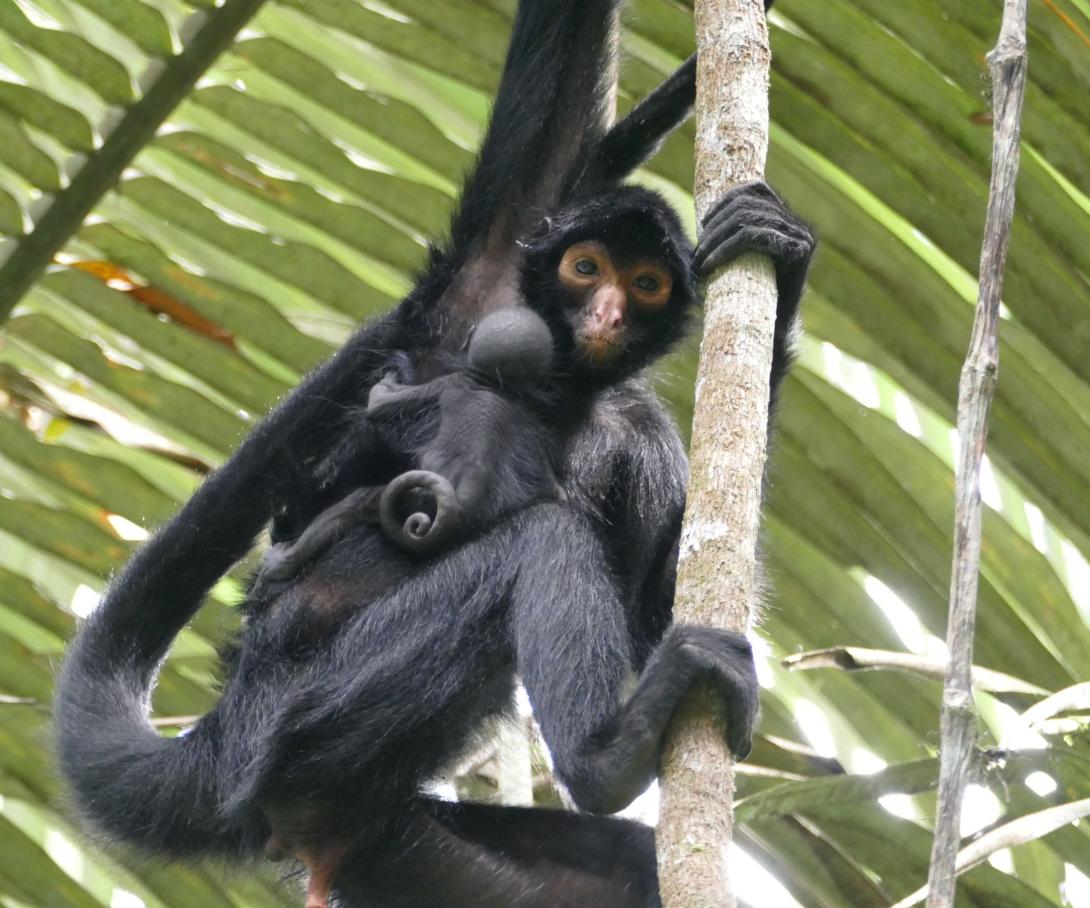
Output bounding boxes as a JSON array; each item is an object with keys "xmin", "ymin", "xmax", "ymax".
[
  {"xmin": 677, "ymin": 627, "xmax": 759, "ymax": 759},
  {"xmin": 695, "ymin": 226, "xmax": 811, "ymax": 280},
  {"xmin": 727, "ymin": 673, "xmax": 759, "ymax": 760},
  {"xmin": 700, "ymin": 180, "xmax": 781, "ymax": 227},
  {"xmin": 706, "ymin": 652, "xmax": 758, "ymax": 760},
  {"xmin": 695, "ymin": 209, "xmax": 795, "ymax": 269},
  {"xmin": 698, "ymin": 195, "xmax": 811, "ymax": 260}
]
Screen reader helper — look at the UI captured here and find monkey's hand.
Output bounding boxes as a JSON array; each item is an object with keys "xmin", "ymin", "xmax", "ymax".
[
  {"xmin": 693, "ymin": 181, "xmax": 815, "ymax": 305},
  {"xmin": 549, "ymin": 623, "xmax": 759, "ymax": 816},
  {"xmin": 367, "ymin": 371, "xmax": 453, "ymax": 415},
  {"xmin": 366, "ymin": 371, "xmax": 406, "ymax": 412},
  {"xmin": 665, "ymin": 625, "xmax": 759, "ymax": 760}
]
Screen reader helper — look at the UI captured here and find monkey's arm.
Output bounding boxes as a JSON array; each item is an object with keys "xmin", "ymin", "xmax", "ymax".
[
  {"xmin": 366, "ymin": 370, "xmax": 455, "ymax": 414},
  {"xmin": 435, "ymin": 0, "xmax": 622, "ymax": 324},
  {"xmin": 517, "ymin": 400, "xmax": 756, "ymax": 815},
  {"xmin": 575, "ymin": 0, "xmax": 775, "ymax": 192},
  {"xmin": 513, "ymin": 507, "xmax": 757, "ymax": 816},
  {"xmin": 573, "ymin": 56, "xmax": 696, "ymax": 191},
  {"xmin": 258, "ymin": 486, "xmax": 386, "ymax": 590}
]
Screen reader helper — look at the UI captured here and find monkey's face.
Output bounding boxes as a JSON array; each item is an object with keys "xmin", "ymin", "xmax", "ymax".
[
  {"xmin": 557, "ymin": 241, "xmax": 674, "ymax": 370},
  {"xmin": 521, "ymin": 186, "xmax": 696, "ymax": 381}
]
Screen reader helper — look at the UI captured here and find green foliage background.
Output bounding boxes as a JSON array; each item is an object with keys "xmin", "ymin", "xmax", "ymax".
[{"xmin": 0, "ymin": 1, "xmax": 1088, "ymax": 905}]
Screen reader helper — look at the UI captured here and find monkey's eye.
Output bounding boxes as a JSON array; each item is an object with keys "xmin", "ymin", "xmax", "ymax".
[
  {"xmin": 574, "ymin": 259, "xmax": 598, "ymax": 276},
  {"xmin": 634, "ymin": 275, "xmax": 659, "ymax": 292}
]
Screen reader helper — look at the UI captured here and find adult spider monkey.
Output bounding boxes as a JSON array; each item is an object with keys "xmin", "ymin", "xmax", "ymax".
[{"xmin": 54, "ymin": 1, "xmax": 812, "ymax": 906}]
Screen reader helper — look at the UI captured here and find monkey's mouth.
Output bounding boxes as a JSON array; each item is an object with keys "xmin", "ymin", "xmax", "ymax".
[{"xmin": 577, "ymin": 331, "xmax": 624, "ymax": 364}]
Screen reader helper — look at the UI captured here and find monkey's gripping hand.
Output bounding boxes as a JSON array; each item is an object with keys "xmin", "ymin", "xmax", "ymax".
[
  {"xmin": 665, "ymin": 625, "xmax": 760, "ymax": 759},
  {"xmin": 527, "ymin": 620, "xmax": 760, "ymax": 817},
  {"xmin": 693, "ymin": 181, "xmax": 815, "ymax": 309}
]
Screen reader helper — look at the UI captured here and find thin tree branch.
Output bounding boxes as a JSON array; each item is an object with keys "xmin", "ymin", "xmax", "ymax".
[
  {"xmin": 655, "ymin": 1, "xmax": 776, "ymax": 905},
  {"xmin": 783, "ymin": 646, "xmax": 1048, "ymax": 696},
  {"xmin": 0, "ymin": 0, "xmax": 270, "ymax": 324},
  {"xmin": 1020, "ymin": 681, "xmax": 1090, "ymax": 727},
  {"xmin": 925, "ymin": 3, "xmax": 1028, "ymax": 906},
  {"xmin": 1033, "ymin": 716, "xmax": 1090, "ymax": 736},
  {"xmin": 1002, "ymin": 682, "xmax": 1090, "ymax": 739},
  {"xmin": 902, "ymin": 798, "xmax": 1090, "ymax": 908}
]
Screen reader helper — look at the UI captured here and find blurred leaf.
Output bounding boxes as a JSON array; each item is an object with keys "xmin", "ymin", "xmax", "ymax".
[{"xmin": 0, "ymin": 1, "xmax": 1088, "ymax": 905}]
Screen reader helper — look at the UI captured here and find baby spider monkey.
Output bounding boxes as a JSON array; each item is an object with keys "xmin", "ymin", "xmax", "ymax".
[{"xmin": 254, "ymin": 307, "xmax": 562, "ymax": 595}]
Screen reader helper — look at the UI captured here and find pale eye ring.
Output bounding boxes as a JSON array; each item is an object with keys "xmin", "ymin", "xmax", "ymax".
[
  {"xmin": 634, "ymin": 275, "xmax": 660, "ymax": 292},
  {"xmin": 574, "ymin": 258, "xmax": 598, "ymax": 276}
]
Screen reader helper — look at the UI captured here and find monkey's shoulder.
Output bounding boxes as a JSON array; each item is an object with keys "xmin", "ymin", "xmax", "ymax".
[
  {"xmin": 578, "ymin": 380, "xmax": 683, "ymax": 453},
  {"xmin": 563, "ymin": 379, "xmax": 687, "ymax": 501}
]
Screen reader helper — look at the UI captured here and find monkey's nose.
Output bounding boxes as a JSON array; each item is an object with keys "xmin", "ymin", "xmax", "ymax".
[{"xmin": 592, "ymin": 287, "xmax": 626, "ymax": 329}]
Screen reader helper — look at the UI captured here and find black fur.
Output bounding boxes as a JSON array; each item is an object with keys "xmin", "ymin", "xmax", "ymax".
[
  {"xmin": 54, "ymin": 0, "xmax": 813, "ymax": 904},
  {"xmin": 256, "ymin": 308, "xmax": 561, "ymax": 579},
  {"xmin": 573, "ymin": 56, "xmax": 696, "ymax": 193},
  {"xmin": 522, "ymin": 184, "xmax": 698, "ymax": 383}
]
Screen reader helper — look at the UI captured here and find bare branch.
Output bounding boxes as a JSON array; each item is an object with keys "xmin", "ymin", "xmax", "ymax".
[
  {"xmin": 901, "ymin": 798, "xmax": 1090, "ymax": 908},
  {"xmin": 1034, "ymin": 716, "xmax": 1090, "ymax": 736},
  {"xmin": 926, "ymin": 3, "xmax": 1029, "ymax": 906},
  {"xmin": 783, "ymin": 646, "xmax": 1048, "ymax": 696},
  {"xmin": 1020, "ymin": 681, "xmax": 1090, "ymax": 727},
  {"xmin": 148, "ymin": 714, "xmax": 200, "ymax": 728}
]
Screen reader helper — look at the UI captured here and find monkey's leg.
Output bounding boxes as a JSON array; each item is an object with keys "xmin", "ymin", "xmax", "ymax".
[
  {"xmin": 232, "ymin": 510, "xmax": 536, "ymax": 815},
  {"xmin": 256, "ymin": 485, "xmax": 386, "ymax": 590},
  {"xmin": 333, "ymin": 798, "xmax": 659, "ymax": 907},
  {"xmin": 233, "ymin": 506, "xmax": 669, "ymax": 904},
  {"xmin": 262, "ymin": 804, "xmax": 352, "ymax": 908}
]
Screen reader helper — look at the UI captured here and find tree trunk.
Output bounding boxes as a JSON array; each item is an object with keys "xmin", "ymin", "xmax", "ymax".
[{"xmin": 655, "ymin": 1, "xmax": 776, "ymax": 905}]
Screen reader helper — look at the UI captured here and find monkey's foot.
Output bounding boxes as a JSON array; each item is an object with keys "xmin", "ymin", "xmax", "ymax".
[{"xmin": 365, "ymin": 371, "xmax": 405, "ymax": 413}]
